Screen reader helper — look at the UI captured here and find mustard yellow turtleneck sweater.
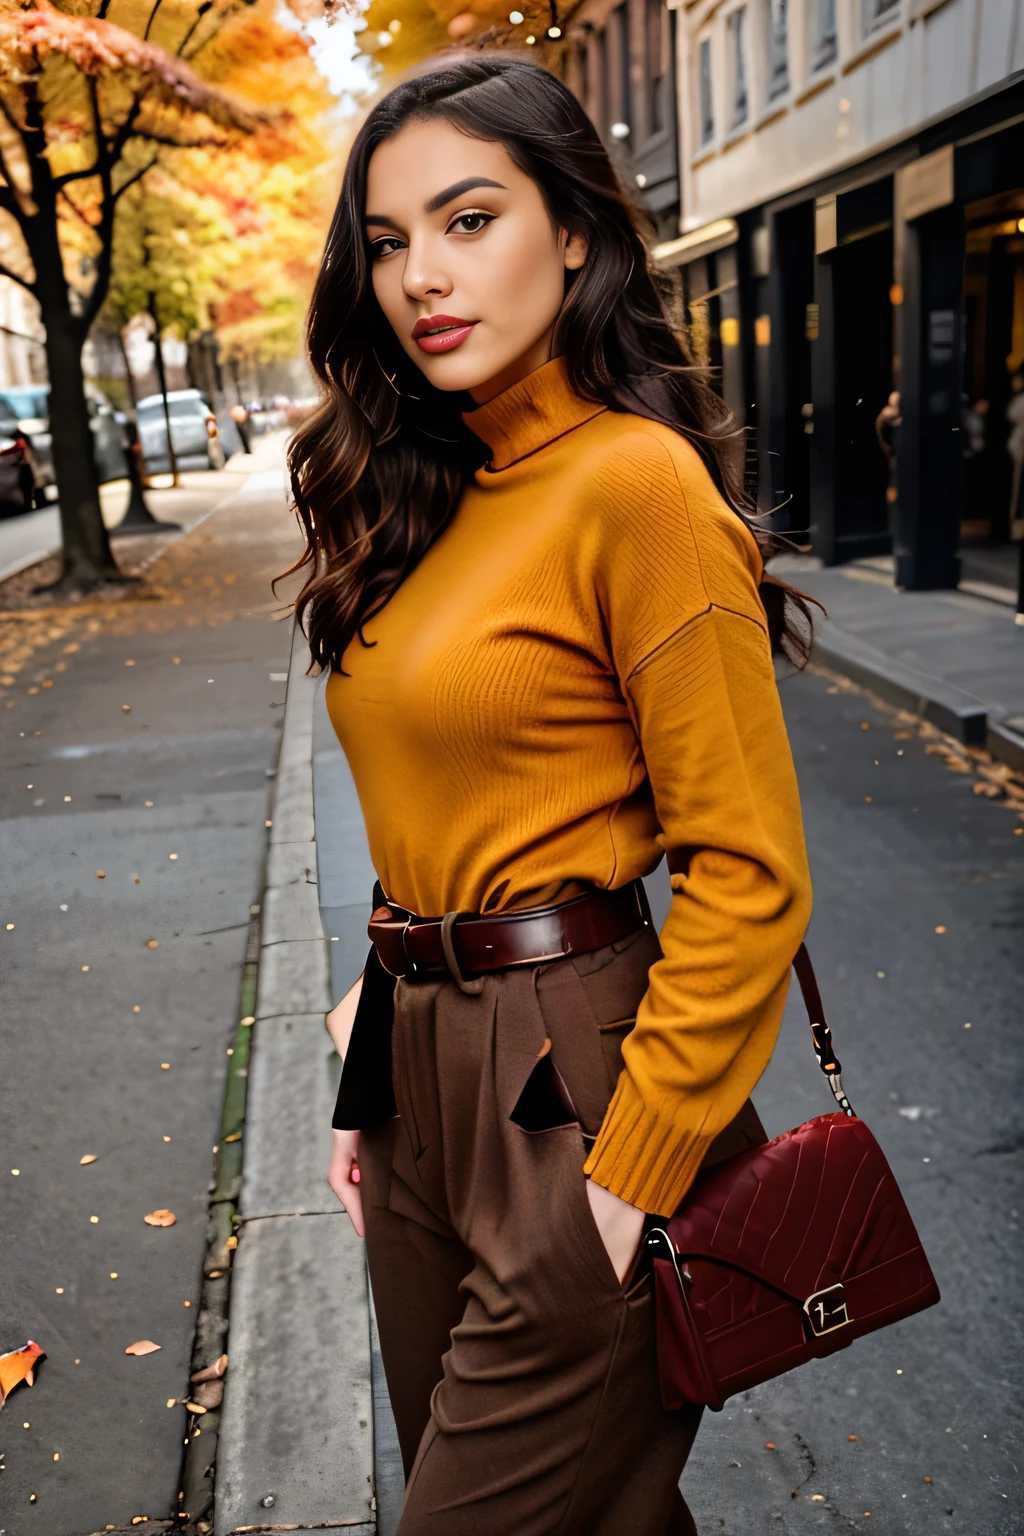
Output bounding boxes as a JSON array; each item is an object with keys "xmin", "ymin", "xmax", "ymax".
[{"xmin": 326, "ymin": 357, "xmax": 811, "ymax": 1216}]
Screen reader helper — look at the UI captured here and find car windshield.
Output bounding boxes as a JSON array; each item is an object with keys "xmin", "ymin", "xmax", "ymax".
[
  {"xmin": 1, "ymin": 388, "xmax": 48, "ymax": 420},
  {"xmin": 139, "ymin": 398, "xmax": 209, "ymax": 421}
]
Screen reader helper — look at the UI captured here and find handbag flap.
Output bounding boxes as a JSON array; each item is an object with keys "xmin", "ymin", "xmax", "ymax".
[{"xmin": 667, "ymin": 1113, "xmax": 925, "ymax": 1304}]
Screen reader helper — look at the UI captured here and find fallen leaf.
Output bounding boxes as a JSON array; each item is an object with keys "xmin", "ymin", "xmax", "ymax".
[
  {"xmin": 184, "ymin": 1400, "xmax": 208, "ymax": 1415},
  {"xmin": 764, "ymin": 1441, "xmax": 776, "ymax": 1450},
  {"xmin": 226, "ymin": 1235, "xmax": 238, "ymax": 1250},
  {"xmin": 125, "ymin": 1340, "xmax": 161, "ymax": 1356},
  {"xmin": 79, "ymin": 1154, "xmax": 97, "ymax": 1165},
  {"xmin": 810, "ymin": 1494, "xmax": 826, "ymax": 1502},
  {"xmin": 189, "ymin": 1378, "xmax": 224, "ymax": 1409},
  {"xmin": 191, "ymin": 1354, "xmax": 228, "ymax": 1383},
  {"xmin": 0, "ymin": 1341, "xmax": 44, "ymax": 1406},
  {"xmin": 973, "ymin": 781, "xmax": 1002, "ymax": 798},
  {"xmin": 935, "ymin": 925, "xmax": 946, "ymax": 934},
  {"xmin": 122, "ymin": 704, "xmax": 132, "ymax": 714},
  {"xmin": 848, "ymin": 1434, "xmax": 858, "ymax": 1442},
  {"xmin": 223, "ymin": 1131, "xmax": 242, "ymax": 1143},
  {"xmin": 96, "ymin": 870, "xmax": 106, "ymax": 880},
  {"xmin": 923, "ymin": 1476, "xmax": 933, "ymax": 1484},
  {"xmin": 143, "ymin": 1209, "xmax": 176, "ymax": 1227},
  {"xmin": 146, "ymin": 939, "xmax": 159, "ymax": 949}
]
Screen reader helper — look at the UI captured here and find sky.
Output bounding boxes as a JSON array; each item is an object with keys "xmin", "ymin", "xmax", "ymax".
[{"xmin": 276, "ymin": 1, "xmax": 378, "ymax": 114}]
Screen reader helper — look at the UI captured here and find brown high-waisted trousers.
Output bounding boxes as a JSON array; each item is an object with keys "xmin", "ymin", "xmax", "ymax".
[{"xmin": 360, "ymin": 925, "xmax": 765, "ymax": 1536}]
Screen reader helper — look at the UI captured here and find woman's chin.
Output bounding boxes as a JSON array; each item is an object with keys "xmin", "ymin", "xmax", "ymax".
[{"xmin": 410, "ymin": 342, "xmax": 538, "ymax": 402}]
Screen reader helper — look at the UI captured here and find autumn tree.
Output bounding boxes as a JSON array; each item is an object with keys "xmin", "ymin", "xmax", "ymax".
[
  {"xmin": 0, "ymin": 0, "xmax": 290, "ymax": 594},
  {"xmin": 99, "ymin": 7, "xmax": 336, "ymax": 402}
]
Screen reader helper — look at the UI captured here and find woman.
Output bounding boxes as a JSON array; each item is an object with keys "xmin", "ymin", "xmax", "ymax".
[{"xmin": 286, "ymin": 56, "xmax": 812, "ymax": 1536}]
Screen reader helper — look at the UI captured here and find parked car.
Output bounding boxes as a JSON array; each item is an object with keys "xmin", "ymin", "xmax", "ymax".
[
  {"xmin": 137, "ymin": 389, "xmax": 225, "ymax": 473},
  {"xmin": 0, "ymin": 384, "xmax": 129, "ymax": 489},
  {"xmin": 0, "ymin": 399, "xmax": 37, "ymax": 516}
]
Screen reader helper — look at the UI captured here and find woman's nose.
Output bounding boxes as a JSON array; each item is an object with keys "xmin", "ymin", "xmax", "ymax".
[{"xmin": 402, "ymin": 240, "xmax": 452, "ymax": 304}]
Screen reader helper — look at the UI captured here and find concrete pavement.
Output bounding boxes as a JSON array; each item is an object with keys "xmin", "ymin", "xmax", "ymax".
[
  {"xmin": 0, "ymin": 458, "xmax": 264, "ymax": 585},
  {"xmin": 0, "ymin": 447, "xmax": 302, "ymax": 1533},
  {"xmin": 771, "ymin": 552, "xmax": 1024, "ymax": 767}
]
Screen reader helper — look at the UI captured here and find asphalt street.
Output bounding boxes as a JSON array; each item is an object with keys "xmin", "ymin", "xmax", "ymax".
[
  {"xmin": 682, "ymin": 664, "xmax": 1023, "ymax": 1535},
  {"xmin": 0, "ymin": 465, "xmax": 302, "ymax": 1533}
]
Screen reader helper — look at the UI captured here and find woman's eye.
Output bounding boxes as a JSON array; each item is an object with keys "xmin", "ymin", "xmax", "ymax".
[
  {"xmin": 370, "ymin": 236, "xmax": 405, "ymax": 259},
  {"xmin": 448, "ymin": 211, "xmax": 494, "ymax": 236}
]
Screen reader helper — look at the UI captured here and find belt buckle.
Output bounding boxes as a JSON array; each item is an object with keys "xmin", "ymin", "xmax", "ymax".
[
  {"xmin": 369, "ymin": 904, "xmax": 417, "ymax": 980},
  {"xmin": 400, "ymin": 916, "xmax": 420, "ymax": 981}
]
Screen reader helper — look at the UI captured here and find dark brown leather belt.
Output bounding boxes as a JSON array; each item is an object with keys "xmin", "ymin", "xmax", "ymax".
[{"xmin": 368, "ymin": 878, "xmax": 653, "ymax": 984}]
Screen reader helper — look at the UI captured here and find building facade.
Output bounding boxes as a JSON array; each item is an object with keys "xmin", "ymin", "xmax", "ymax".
[
  {"xmin": 572, "ymin": 0, "xmax": 1024, "ymax": 590},
  {"xmin": 565, "ymin": 0, "xmax": 682, "ymax": 238}
]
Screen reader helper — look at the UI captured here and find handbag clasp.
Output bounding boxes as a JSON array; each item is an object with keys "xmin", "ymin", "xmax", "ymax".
[{"xmin": 803, "ymin": 1282, "xmax": 852, "ymax": 1337}]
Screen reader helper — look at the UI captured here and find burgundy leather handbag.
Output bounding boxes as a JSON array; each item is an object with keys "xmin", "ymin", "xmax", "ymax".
[{"xmin": 645, "ymin": 945, "xmax": 940, "ymax": 1412}]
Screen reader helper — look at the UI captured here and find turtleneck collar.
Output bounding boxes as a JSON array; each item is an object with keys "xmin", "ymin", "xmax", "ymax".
[{"xmin": 462, "ymin": 356, "xmax": 607, "ymax": 471}]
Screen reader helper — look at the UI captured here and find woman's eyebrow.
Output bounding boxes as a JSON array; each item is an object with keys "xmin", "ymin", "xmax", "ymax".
[
  {"xmin": 424, "ymin": 176, "xmax": 507, "ymax": 214},
  {"xmin": 364, "ymin": 177, "xmax": 507, "ymax": 228}
]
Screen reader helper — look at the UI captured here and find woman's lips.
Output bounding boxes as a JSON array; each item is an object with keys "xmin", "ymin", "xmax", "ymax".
[{"xmin": 412, "ymin": 315, "xmax": 478, "ymax": 354}]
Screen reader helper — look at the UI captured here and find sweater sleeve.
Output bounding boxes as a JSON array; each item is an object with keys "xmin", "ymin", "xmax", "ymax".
[{"xmin": 582, "ymin": 435, "xmax": 812, "ymax": 1216}]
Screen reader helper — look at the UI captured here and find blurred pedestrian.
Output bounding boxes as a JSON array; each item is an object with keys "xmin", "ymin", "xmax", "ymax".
[
  {"xmin": 875, "ymin": 389, "xmax": 901, "ymax": 505},
  {"xmin": 229, "ymin": 401, "xmax": 252, "ymax": 456},
  {"xmin": 289, "ymin": 59, "xmax": 814, "ymax": 1535}
]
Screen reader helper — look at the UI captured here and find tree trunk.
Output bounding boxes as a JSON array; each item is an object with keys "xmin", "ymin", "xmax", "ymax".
[
  {"xmin": 26, "ymin": 197, "xmax": 121, "ymax": 593},
  {"xmin": 41, "ymin": 306, "xmax": 123, "ymax": 592}
]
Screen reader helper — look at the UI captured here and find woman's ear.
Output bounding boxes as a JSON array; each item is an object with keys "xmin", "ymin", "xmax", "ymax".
[{"xmin": 563, "ymin": 229, "xmax": 589, "ymax": 272}]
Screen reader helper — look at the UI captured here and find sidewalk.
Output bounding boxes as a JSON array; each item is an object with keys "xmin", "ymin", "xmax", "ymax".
[
  {"xmin": 0, "ymin": 444, "xmax": 303, "ymax": 1535},
  {"xmin": 771, "ymin": 552, "xmax": 1024, "ymax": 770},
  {"xmin": 0, "ymin": 456, "xmax": 269, "ymax": 588}
]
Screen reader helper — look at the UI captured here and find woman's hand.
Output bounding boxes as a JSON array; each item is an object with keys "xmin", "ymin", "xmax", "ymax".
[
  {"xmin": 586, "ymin": 1177, "xmax": 645, "ymax": 1284},
  {"xmin": 328, "ymin": 1127, "xmax": 365, "ymax": 1237}
]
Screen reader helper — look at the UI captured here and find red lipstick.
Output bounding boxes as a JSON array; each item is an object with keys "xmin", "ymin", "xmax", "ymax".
[{"xmin": 412, "ymin": 314, "xmax": 477, "ymax": 354}]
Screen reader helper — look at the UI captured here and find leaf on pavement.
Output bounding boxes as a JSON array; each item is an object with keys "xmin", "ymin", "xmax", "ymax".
[
  {"xmin": 125, "ymin": 1340, "xmax": 161, "ymax": 1356},
  {"xmin": 189, "ymin": 1378, "xmax": 224, "ymax": 1409},
  {"xmin": 79, "ymin": 1154, "xmax": 97, "ymax": 1165},
  {"xmin": 0, "ymin": 1341, "xmax": 44, "ymax": 1406},
  {"xmin": 143, "ymin": 1209, "xmax": 176, "ymax": 1227},
  {"xmin": 190, "ymin": 1354, "xmax": 228, "ymax": 1383}
]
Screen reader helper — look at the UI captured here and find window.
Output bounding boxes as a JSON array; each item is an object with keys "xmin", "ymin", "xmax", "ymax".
[
  {"xmin": 728, "ymin": 9, "xmax": 749, "ymax": 128},
  {"xmin": 810, "ymin": 0, "xmax": 837, "ymax": 70},
  {"xmin": 862, "ymin": 0, "xmax": 899, "ymax": 34},
  {"xmin": 646, "ymin": 0, "xmax": 669, "ymax": 135},
  {"xmin": 766, "ymin": 0, "xmax": 789, "ymax": 100},
  {"xmin": 699, "ymin": 36, "xmax": 714, "ymax": 145}
]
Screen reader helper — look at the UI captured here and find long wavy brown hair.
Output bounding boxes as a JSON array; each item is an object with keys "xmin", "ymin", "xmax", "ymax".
[{"xmin": 284, "ymin": 55, "xmax": 814, "ymax": 670}]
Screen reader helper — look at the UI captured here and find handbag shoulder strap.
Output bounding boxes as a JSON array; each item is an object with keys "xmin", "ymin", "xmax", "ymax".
[{"xmin": 792, "ymin": 943, "xmax": 855, "ymax": 1118}]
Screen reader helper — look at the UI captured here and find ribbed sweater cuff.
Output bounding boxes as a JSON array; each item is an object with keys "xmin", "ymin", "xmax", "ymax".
[{"xmin": 583, "ymin": 1074, "xmax": 711, "ymax": 1217}]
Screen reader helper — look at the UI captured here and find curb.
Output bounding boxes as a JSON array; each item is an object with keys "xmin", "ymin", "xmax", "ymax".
[
  {"xmin": 811, "ymin": 621, "xmax": 989, "ymax": 746},
  {"xmin": 212, "ymin": 619, "xmax": 375, "ymax": 1535},
  {"xmin": 812, "ymin": 621, "xmax": 1024, "ymax": 771}
]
